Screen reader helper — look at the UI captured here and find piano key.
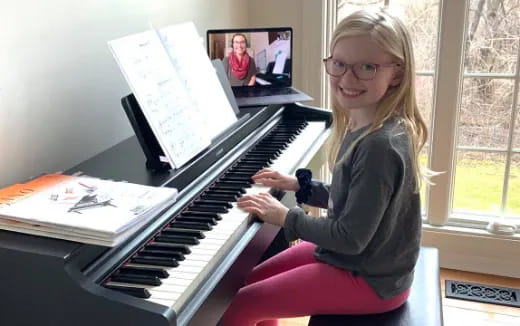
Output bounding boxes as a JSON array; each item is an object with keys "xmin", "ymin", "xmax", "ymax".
[
  {"xmin": 180, "ymin": 211, "xmax": 222, "ymax": 220},
  {"xmin": 193, "ymin": 199, "xmax": 233, "ymax": 208},
  {"xmin": 111, "ymin": 273, "xmax": 161, "ymax": 286},
  {"xmin": 131, "ymin": 256, "xmax": 179, "ymax": 267},
  {"xmin": 174, "ymin": 215, "xmax": 218, "ymax": 225},
  {"xmin": 119, "ymin": 266, "xmax": 169, "ymax": 278},
  {"xmin": 209, "ymin": 184, "xmax": 246, "ymax": 193},
  {"xmin": 140, "ymin": 248, "xmax": 186, "ymax": 261},
  {"xmin": 104, "ymin": 284, "xmax": 151, "ymax": 299},
  {"xmin": 161, "ymin": 227, "xmax": 206, "ymax": 238},
  {"xmin": 155, "ymin": 234, "xmax": 200, "ymax": 245},
  {"xmin": 147, "ymin": 243, "xmax": 192, "ymax": 255},
  {"xmin": 187, "ymin": 205, "xmax": 229, "ymax": 214},
  {"xmin": 199, "ymin": 193, "xmax": 237, "ymax": 202},
  {"xmin": 169, "ymin": 221, "xmax": 213, "ymax": 230}
]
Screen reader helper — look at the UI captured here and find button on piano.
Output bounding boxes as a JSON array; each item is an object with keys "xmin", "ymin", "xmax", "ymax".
[{"xmin": 0, "ymin": 102, "xmax": 331, "ymax": 326}]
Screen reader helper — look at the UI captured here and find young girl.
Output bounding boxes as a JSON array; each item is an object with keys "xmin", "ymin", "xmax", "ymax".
[{"xmin": 221, "ymin": 8, "xmax": 430, "ymax": 326}]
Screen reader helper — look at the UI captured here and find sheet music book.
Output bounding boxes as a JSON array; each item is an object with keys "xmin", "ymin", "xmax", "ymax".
[
  {"xmin": 0, "ymin": 174, "xmax": 177, "ymax": 246},
  {"xmin": 158, "ymin": 22, "xmax": 238, "ymax": 138},
  {"xmin": 108, "ymin": 22, "xmax": 237, "ymax": 169}
]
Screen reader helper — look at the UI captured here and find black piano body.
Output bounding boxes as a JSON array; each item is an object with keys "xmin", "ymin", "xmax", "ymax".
[{"xmin": 0, "ymin": 103, "xmax": 331, "ymax": 326}]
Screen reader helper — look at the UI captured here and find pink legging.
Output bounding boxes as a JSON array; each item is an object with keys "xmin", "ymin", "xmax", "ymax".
[{"xmin": 220, "ymin": 241, "xmax": 410, "ymax": 326}]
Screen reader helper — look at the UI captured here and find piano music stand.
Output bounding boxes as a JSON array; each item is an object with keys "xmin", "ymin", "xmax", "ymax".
[{"xmin": 121, "ymin": 93, "xmax": 172, "ymax": 172}]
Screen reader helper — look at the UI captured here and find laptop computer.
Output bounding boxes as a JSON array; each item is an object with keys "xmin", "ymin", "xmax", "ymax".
[{"xmin": 207, "ymin": 27, "xmax": 313, "ymax": 107}]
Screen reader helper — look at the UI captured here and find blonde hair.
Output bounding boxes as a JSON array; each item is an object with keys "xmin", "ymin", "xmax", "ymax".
[{"xmin": 326, "ymin": 8, "xmax": 433, "ymax": 192}]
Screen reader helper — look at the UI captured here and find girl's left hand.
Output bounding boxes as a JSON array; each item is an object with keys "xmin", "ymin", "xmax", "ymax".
[{"xmin": 237, "ymin": 192, "xmax": 289, "ymax": 227}]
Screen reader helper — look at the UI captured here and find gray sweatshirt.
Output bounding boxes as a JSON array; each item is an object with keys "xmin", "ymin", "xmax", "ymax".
[{"xmin": 284, "ymin": 117, "xmax": 422, "ymax": 299}]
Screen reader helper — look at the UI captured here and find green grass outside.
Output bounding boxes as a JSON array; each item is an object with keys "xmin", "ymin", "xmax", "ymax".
[{"xmin": 420, "ymin": 156, "xmax": 520, "ymax": 216}]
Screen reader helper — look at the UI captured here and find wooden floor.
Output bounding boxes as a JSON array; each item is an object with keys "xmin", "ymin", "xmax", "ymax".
[{"xmin": 278, "ymin": 268, "xmax": 520, "ymax": 326}]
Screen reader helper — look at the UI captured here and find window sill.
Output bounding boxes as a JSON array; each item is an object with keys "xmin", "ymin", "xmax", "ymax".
[
  {"xmin": 421, "ymin": 223, "xmax": 520, "ymax": 278},
  {"xmin": 423, "ymin": 223, "xmax": 520, "ymax": 240}
]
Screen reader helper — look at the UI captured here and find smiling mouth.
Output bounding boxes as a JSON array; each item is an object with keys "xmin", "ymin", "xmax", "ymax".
[{"xmin": 340, "ymin": 87, "xmax": 365, "ymax": 98}]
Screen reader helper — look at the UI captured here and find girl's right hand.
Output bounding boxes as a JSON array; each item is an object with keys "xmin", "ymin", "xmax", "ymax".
[{"xmin": 251, "ymin": 168, "xmax": 300, "ymax": 192}]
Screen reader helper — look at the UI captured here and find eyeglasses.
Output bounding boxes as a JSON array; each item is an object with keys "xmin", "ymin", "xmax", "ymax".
[{"xmin": 323, "ymin": 57, "xmax": 401, "ymax": 81}]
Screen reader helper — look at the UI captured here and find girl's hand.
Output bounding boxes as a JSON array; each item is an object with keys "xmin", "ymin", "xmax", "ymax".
[
  {"xmin": 237, "ymin": 192, "xmax": 289, "ymax": 227},
  {"xmin": 252, "ymin": 168, "xmax": 300, "ymax": 192}
]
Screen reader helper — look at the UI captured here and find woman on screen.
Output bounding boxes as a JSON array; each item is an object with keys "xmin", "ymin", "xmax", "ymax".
[{"xmin": 223, "ymin": 33, "xmax": 256, "ymax": 86}]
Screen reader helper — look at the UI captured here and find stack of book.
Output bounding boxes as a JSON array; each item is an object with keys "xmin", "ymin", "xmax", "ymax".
[{"xmin": 0, "ymin": 174, "xmax": 177, "ymax": 247}]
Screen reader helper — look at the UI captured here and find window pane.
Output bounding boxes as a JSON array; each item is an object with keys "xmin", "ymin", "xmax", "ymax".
[
  {"xmin": 465, "ymin": 0, "xmax": 520, "ymax": 74},
  {"xmin": 337, "ymin": 1, "xmax": 385, "ymax": 18},
  {"xmin": 506, "ymin": 154, "xmax": 520, "ymax": 217},
  {"xmin": 458, "ymin": 78, "xmax": 514, "ymax": 149},
  {"xmin": 416, "ymin": 75, "xmax": 434, "ymax": 146},
  {"xmin": 338, "ymin": 0, "xmax": 440, "ymax": 71},
  {"xmin": 452, "ymin": 151, "xmax": 506, "ymax": 215},
  {"xmin": 515, "ymin": 93, "xmax": 520, "ymax": 150},
  {"xmin": 420, "ymin": 147, "xmax": 429, "ymax": 216},
  {"xmin": 403, "ymin": 0, "xmax": 439, "ymax": 71}
]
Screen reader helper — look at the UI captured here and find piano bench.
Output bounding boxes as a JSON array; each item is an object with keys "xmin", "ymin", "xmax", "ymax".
[{"xmin": 307, "ymin": 247, "xmax": 443, "ymax": 326}]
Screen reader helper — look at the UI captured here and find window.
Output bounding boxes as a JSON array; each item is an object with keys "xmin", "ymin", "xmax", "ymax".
[{"xmin": 334, "ymin": 0, "xmax": 520, "ymax": 234}]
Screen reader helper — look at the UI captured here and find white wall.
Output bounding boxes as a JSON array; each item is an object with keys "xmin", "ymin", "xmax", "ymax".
[
  {"xmin": 248, "ymin": 0, "xmax": 325, "ymax": 107},
  {"xmin": 0, "ymin": 0, "xmax": 249, "ymax": 187}
]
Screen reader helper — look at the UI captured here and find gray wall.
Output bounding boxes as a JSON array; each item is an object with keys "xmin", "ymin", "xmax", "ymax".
[{"xmin": 0, "ymin": 0, "xmax": 249, "ymax": 187}]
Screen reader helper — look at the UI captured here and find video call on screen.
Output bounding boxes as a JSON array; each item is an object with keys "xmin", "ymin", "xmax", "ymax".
[{"xmin": 208, "ymin": 30, "xmax": 292, "ymax": 87}]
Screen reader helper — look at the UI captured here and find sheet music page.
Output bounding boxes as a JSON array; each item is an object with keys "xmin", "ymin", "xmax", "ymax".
[
  {"xmin": 158, "ymin": 22, "xmax": 237, "ymax": 140},
  {"xmin": 108, "ymin": 31, "xmax": 211, "ymax": 168}
]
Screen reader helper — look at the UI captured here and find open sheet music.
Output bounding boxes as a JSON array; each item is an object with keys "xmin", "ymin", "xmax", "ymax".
[{"xmin": 108, "ymin": 23, "xmax": 237, "ymax": 169}]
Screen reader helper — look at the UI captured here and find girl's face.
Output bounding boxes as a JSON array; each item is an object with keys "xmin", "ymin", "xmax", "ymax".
[{"xmin": 329, "ymin": 35, "xmax": 401, "ymax": 115}]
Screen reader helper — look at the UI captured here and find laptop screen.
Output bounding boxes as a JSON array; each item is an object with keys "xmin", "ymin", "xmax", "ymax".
[{"xmin": 207, "ymin": 27, "xmax": 293, "ymax": 88}]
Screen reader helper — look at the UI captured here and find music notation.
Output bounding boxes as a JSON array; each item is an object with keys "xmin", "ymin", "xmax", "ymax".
[
  {"xmin": 108, "ymin": 23, "xmax": 239, "ymax": 170},
  {"xmin": 109, "ymin": 29, "xmax": 213, "ymax": 169}
]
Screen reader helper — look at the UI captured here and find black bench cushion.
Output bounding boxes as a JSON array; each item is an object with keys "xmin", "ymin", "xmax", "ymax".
[{"xmin": 308, "ymin": 246, "xmax": 443, "ymax": 326}]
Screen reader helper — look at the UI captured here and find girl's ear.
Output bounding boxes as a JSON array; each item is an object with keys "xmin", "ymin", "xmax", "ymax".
[{"xmin": 390, "ymin": 65, "xmax": 404, "ymax": 86}]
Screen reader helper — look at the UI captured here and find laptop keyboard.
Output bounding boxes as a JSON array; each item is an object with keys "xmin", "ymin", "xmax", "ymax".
[{"xmin": 233, "ymin": 87, "xmax": 298, "ymax": 98}]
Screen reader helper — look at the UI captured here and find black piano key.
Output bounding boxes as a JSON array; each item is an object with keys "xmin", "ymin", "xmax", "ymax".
[
  {"xmin": 119, "ymin": 266, "xmax": 169, "ymax": 278},
  {"xmin": 264, "ymin": 135, "xmax": 295, "ymax": 141},
  {"xmin": 239, "ymin": 159, "xmax": 269, "ymax": 164},
  {"xmin": 221, "ymin": 176, "xmax": 255, "ymax": 184},
  {"xmin": 200, "ymin": 193, "xmax": 237, "ymax": 202},
  {"xmin": 140, "ymin": 248, "xmax": 186, "ymax": 261},
  {"xmin": 188, "ymin": 205, "xmax": 229, "ymax": 214},
  {"xmin": 104, "ymin": 284, "xmax": 151, "ymax": 299},
  {"xmin": 175, "ymin": 215, "xmax": 217, "ymax": 225},
  {"xmin": 223, "ymin": 172, "xmax": 256, "ymax": 178},
  {"xmin": 248, "ymin": 150, "xmax": 280, "ymax": 156},
  {"xmin": 253, "ymin": 146, "xmax": 283, "ymax": 152},
  {"xmin": 242, "ymin": 156, "xmax": 273, "ymax": 163},
  {"xmin": 169, "ymin": 220, "xmax": 214, "ymax": 230},
  {"xmin": 162, "ymin": 227, "xmax": 207, "ymax": 237},
  {"xmin": 210, "ymin": 184, "xmax": 246, "ymax": 193},
  {"xmin": 227, "ymin": 167, "xmax": 262, "ymax": 173},
  {"xmin": 156, "ymin": 234, "xmax": 200, "ymax": 245},
  {"xmin": 131, "ymin": 256, "xmax": 179, "ymax": 267},
  {"xmin": 146, "ymin": 243, "xmax": 192, "ymax": 255},
  {"xmin": 193, "ymin": 199, "xmax": 233, "ymax": 208},
  {"xmin": 216, "ymin": 179, "xmax": 252, "ymax": 187},
  {"xmin": 111, "ymin": 273, "xmax": 161, "ymax": 286},
  {"xmin": 181, "ymin": 211, "xmax": 222, "ymax": 220}
]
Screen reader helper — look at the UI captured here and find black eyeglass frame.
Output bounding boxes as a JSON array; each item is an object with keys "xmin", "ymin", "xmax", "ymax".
[{"xmin": 323, "ymin": 56, "xmax": 402, "ymax": 81}]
